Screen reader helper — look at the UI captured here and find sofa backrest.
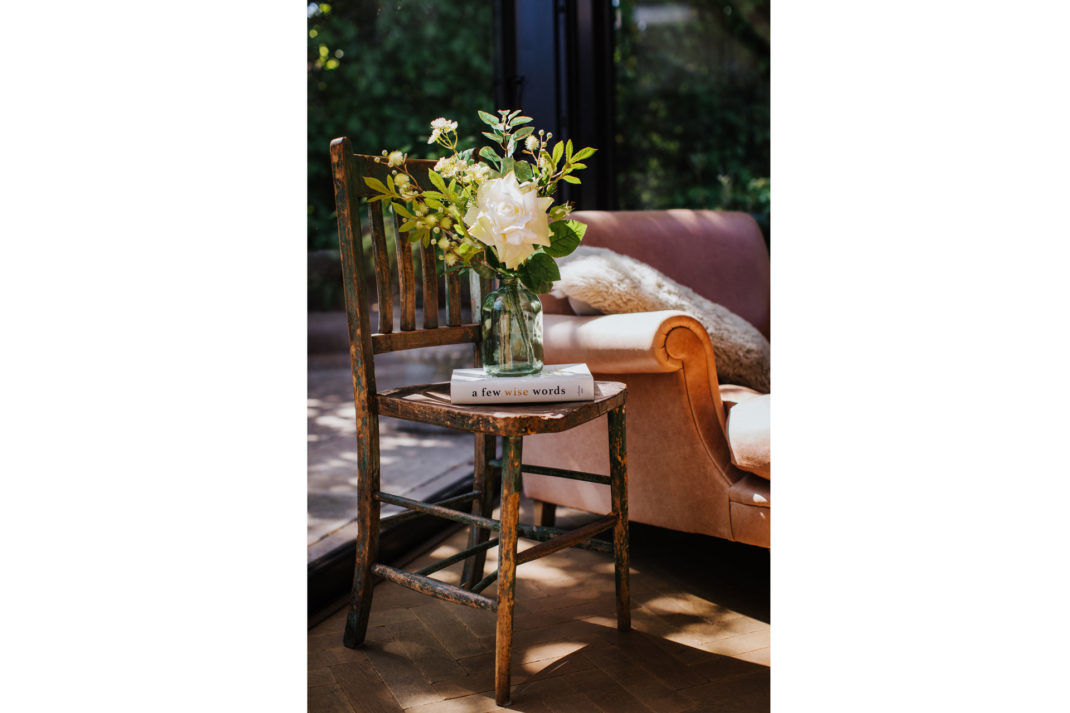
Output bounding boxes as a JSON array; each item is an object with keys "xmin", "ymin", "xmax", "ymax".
[{"xmin": 546, "ymin": 209, "xmax": 770, "ymax": 338}]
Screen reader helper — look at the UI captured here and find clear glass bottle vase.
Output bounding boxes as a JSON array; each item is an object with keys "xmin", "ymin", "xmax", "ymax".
[{"xmin": 480, "ymin": 276, "xmax": 543, "ymax": 376}]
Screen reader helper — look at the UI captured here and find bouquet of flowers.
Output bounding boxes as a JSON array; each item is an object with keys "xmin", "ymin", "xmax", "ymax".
[{"xmin": 363, "ymin": 109, "xmax": 596, "ymax": 294}]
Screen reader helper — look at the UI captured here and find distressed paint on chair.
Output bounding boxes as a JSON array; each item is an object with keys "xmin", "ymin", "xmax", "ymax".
[{"xmin": 330, "ymin": 138, "xmax": 630, "ymax": 706}]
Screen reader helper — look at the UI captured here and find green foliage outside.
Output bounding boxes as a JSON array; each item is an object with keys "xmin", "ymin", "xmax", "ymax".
[
  {"xmin": 306, "ymin": 0, "xmax": 769, "ymax": 308},
  {"xmin": 307, "ymin": 0, "xmax": 494, "ymax": 253},
  {"xmin": 615, "ymin": 0, "xmax": 770, "ymax": 239}
]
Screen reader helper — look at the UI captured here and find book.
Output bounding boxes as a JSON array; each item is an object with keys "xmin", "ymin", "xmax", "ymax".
[{"xmin": 450, "ymin": 363, "xmax": 595, "ymax": 405}]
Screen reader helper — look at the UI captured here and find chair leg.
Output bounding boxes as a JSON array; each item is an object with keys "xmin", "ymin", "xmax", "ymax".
[
  {"xmin": 495, "ymin": 435, "xmax": 523, "ymax": 706},
  {"xmin": 608, "ymin": 404, "xmax": 631, "ymax": 632},
  {"xmin": 532, "ymin": 500, "xmax": 557, "ymax": 527},
  {"xmin": 462, "ymin": 433, "xmax": 497, "ymax": 589},
  {"xmin": 342, "ymin": 455, "xmax": 381, "ymax": 648}
]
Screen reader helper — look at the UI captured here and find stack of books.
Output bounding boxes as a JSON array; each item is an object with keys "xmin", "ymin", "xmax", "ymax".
[{"xmin": 450, "ymin": 363, "xmax": 594, "ymax": 405}]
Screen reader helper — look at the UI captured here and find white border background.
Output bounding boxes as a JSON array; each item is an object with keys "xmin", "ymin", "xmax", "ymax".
[{"xmin": 3, "ymin": 2, "xmax": 1069, "ymax": 710}]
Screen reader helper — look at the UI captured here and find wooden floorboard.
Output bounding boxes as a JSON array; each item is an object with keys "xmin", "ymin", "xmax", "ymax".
[{"xmin": 310, "ymin": 505, "xmax": 769, "ymax": 712}]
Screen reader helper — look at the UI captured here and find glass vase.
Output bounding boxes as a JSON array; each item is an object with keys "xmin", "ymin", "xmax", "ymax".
[{"xmin": 481, "ymin": 276, "xmax": 543, "ymax": 376}]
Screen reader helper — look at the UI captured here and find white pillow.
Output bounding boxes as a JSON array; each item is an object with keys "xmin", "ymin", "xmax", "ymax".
[{"xmin": 553, "ymin": 246, "xmax": 770, "ymax": 392}]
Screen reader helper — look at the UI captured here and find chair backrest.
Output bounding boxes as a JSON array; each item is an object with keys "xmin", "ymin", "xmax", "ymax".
[{"xmin": 329, "ymin": 137, "xmax": 493, "ymax": 404}]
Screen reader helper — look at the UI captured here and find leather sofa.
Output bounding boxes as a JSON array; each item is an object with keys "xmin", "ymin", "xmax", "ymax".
[{"xmin": 522, "ymin": 209, "xmax": 771, "ymax": 548}]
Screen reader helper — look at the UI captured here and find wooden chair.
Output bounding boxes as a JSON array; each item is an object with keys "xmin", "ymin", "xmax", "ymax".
[{"xmin": 330, "ymin": 138, "xmax": 631, "ymax": 706}]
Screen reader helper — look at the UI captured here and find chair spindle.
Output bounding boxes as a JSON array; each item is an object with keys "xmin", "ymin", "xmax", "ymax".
[
  {"xmin": 393, "ymin": 212, "xmax": 417, "ymax": 331},
  {"xmin": 446, "ymin": 271, "xmax": 462, "ymax": 326},
  {"xmin": 368, "ymin": 201, "xmax": 393, "ymax": 333},
  {"xmin": 420, "ymin": 239, "xmax": 439, "ymax": 329}
]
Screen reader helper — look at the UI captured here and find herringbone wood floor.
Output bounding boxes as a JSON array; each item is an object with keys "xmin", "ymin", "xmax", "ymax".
[{"xmin": 309, "ymin": 503, "xmax": 770, "ymax": 713}]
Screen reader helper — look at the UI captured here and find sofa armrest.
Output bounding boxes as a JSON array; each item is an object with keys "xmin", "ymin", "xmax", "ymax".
[
  {"xmin": 543, "ymin": 310, "xmax": 711, "ymax": 374},
  {"xmin": 543, "ymin": 309, "xmax": 730, "ymax": 435}
]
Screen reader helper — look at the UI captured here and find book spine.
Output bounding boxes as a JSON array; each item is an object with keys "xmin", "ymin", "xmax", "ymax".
[{"xmin": 450, "ymin": 379, "xmax": 595, "ymax": 405}]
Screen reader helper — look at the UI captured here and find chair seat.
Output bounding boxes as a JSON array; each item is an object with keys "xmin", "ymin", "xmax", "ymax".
[{"xmin": 376, "ymin": 380, "xmax": 627, "ymax": 436}]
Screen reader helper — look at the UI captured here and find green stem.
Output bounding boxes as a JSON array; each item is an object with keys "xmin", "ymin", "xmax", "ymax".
[{"xmin": 501, "ymin": 278, "xmax": 535, "ymax": 366}]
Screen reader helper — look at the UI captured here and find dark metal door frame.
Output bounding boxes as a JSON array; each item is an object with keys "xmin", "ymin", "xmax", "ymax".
[{"xmin": 494, "ymin": 0, "xmax": 617, "ymax": 210}]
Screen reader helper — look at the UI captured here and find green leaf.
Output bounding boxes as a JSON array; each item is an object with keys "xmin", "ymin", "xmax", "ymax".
[
  {"xmin": 518, "ymin": 252, "xmax": 560, "ymax": 294},
  {"xmin": 397, "ymin": 219, "xmax": 419, "ymax": 232},
  {"xmin": 421, "ymin": 190, "xmax": 446, "ymax": 200},
  {"xmin": 481, "ymin": 131, "xmax": 500, "ymax": 143},
  {"xmin": 569, "ymin": 163, "xmax": 587, "ymax": 170},
  {"xmin": 484, "ymin": 248, "xmax": 502, "ymax": 271},
  {"xmin": 471, "ymin": 259, "xmax": 497, "ymax": 280},
  {"xmin": 544, "ymin": 219, "xmax": 586, "ymax": 257},
  {"xmin": 392, "ymin": 202, "xmax": 415, "ymax": 219},
  {"xmin": 500, "ymin": 156, "xmax": 515, "ymax": 176},
  {"xmin": 478, "ymin": 146, "xmax": 500, "ymax": 164},
  {"xmin": 561, "ymin": 175, "xmax": 581, "ymax": 184},
  {"xmin": 477, "ymin": 110, "xmax": 499, "ymax": 127},
  {"xmin": 565, "ymin": 139, "xmax": 574, "ymax": 160},
  {"xmin": 513, "ymin": 126, "xmax": 535, "ymax": 141},
  {"xmin": 362, "ymin": 176, "xmax": 390, "ymax": 195},
  {"xmin": 551, "ymin": 140, "xmax": 564, "ymax": 166},
  {"xmin": 572, "ymin": 147, "xmax": 597, "ymax": 161},
  {"xmin": 513, "ymin": 160, "xmax": 533, "ymax": 183},
  {"xmin": 427, "ymin": 169, "xmax": 448, "ymax": 194},
  {"xmin": 509, "ymin": 115, "xmax": 533, "ymax": 127},
  {"xmin": 565, "ymin": 219, "xmax": 587, "ymax": 241},
  {"xmin": 409, "ymin": 229, "xmax": 425, "ymax": 243},
  {"xmin": 386, "ymin": 173, "xmax": 396, "ymax": 193}
]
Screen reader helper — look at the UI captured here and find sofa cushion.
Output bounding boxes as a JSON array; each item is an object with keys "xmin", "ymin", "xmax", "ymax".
[
  {"xmin": 726, "ymin": 394, "xmax": 770, "ymax": 479},
  {"xmin": 569, "ymin": 210, "xmax": 770, "ymax": 338},
  {"xmin": 553, "ymin": 246, "xmax": 770, "ymax": 392},
  {"xmin": 719, "ymin": 383, "xmax": 763, "ymax": 409}
]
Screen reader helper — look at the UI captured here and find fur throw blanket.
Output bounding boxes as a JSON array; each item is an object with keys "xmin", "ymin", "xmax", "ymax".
[{"xmin": 552, "ymin": 246, "xmax": 770, "ymax": 392}]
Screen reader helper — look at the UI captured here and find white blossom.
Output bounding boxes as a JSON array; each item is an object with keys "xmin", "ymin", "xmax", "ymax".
[
  {"xmin": 463, "ymin": 163, "xmax": 491, "ymax": 184},
  {"xmin": 464, "ymin": 172, "xmax": 552, "ymax": 269},
  {"xmin": 430, "ymin": 117, "xmax": 458, "ymax": 132},
  {"xmin": 434, "ymin": 156, "xmax": 466, "ymax": 178},
  {"xmin": 428, "ymin": 117, "xmax": 458, "ymax": 144}
]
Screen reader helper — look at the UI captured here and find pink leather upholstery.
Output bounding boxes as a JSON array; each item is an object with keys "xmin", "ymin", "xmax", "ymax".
[
  {"xmin": 546, "ymin": 210, "xmax": 771, "ymax": 338},
  {"xmin": 524, "ymin": 209, "xmax": 771, "ymax": 547}
]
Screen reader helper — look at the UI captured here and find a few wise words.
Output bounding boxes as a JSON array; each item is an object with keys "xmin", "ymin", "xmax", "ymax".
[{"xmin": 474, "ymin": 385, "xmax": 568, "ymax": 397}]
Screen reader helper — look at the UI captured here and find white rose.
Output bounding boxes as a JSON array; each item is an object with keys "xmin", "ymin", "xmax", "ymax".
[{"xmin": 463, "ymin": 172, "xmax": 553, "ymax": 269}]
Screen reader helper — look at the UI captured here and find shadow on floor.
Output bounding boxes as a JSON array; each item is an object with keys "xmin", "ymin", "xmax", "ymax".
[{"xmin": 310, "ymin": 502, "xmax": 770, "ymax": 712}]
